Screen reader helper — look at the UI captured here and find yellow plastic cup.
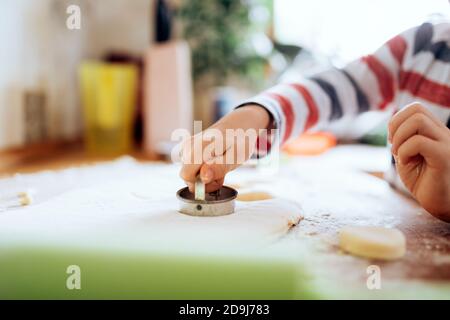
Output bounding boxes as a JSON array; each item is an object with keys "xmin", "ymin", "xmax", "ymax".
[{"xmin": 79, "ymin": 62, "xmax": 138, "ymax": 156}]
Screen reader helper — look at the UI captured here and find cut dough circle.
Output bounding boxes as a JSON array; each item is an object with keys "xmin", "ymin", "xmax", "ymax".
[
  {"xmin": 339, "ymin": 226, "xmax": 406, "ymax": 260},
  {"xmin": 237, "ymin": 191, "xmax": 273, "ymax": 202}
]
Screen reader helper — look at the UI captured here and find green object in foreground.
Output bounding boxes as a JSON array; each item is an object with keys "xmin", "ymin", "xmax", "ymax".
[
  {"xmin": 0, "ymin": 246, "xmax": 317, "ymax": 300},
  {"xmin": 1, "ymin": 244, "xmax": 450, "ymax": 299}
]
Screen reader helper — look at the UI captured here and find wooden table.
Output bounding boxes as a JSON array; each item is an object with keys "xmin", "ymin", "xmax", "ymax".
[
  {"xmin": 0, "ymin": 141, "xmax": 159, "ymax": 176},
  {"xmin": 277, "ymin": 156, "xmax": 450, "ymax": 298}
]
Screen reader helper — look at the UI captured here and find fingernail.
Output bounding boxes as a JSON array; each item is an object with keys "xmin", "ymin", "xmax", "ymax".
[
  {"xmin": 392, "ymin": 148, "xmax": 397, "ymax": 156},
  {"xmin": 201, "ymin": 168, "xmax": 213, "ymax": 183}
]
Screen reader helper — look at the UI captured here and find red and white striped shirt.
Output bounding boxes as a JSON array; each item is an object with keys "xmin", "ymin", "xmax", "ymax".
[{"xmin": 239, "ymin": 21, "xmax": 450, "ymax": 192}]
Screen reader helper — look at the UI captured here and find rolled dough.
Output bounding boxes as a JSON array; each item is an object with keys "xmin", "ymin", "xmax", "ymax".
[
  {"xmin": 237, "ymin": 192, "xmax": 273, "ymax": 202},
  {"xmin": 339, "ymin": 226, "xmax": 406, "ymax": 260},
  {"xmin": 0, "ymin": 160, "xmax": 302, "ymax": 249}
]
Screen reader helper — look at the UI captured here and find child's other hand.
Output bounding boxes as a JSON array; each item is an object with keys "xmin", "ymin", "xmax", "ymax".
[
  {"xmin": 389, "ymin": 102, "xmax": 450, "ymax": 222},
  {"xmin": 179, "ymin": 105, "xmax": 270, "ymax": 193}
]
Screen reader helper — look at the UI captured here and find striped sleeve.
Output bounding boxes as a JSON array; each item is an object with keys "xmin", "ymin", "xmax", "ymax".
[{"xmin": 238, "ymin": 25, "xmax": 418, "ymax": 153}]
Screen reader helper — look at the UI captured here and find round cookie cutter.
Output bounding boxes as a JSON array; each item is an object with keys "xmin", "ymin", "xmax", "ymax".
[{"xmin": 176, "ymin": 184, "xmax": 238, "ymax": 217}]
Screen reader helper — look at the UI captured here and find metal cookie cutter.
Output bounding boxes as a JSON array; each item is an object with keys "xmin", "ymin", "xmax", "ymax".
[{"xmin": 177, "ymin": 176, "xmax": 238, "ymax": 217}]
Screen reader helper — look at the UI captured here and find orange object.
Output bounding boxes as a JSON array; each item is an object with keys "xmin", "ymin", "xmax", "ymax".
[{"xmin": 283, "ymin": 132, "xmax": 337, "ymax": 156}]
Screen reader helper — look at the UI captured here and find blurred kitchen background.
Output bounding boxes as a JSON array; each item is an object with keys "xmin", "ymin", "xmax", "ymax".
[{"xmin": 0, "ymin": 0, "xmax": 448, "ymax": 170}]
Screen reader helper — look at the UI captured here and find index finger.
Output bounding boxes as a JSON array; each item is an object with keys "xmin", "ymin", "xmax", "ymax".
[
  {"xmin": 389, "ymin": 102, "xmax": 444, "ymax": 142},
  {"xmin": 179, "ymin": 129, "xmax": 227, "ymax": 184}
]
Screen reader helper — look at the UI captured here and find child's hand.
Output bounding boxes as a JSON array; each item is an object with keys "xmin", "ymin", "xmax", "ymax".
[
  {"xmin": 179, "ymin": 105, "xmax": 270, "ymax": 193},
  {"xmin": 389, "ymin": 103, "xmax": 450, "ymax": 222}
]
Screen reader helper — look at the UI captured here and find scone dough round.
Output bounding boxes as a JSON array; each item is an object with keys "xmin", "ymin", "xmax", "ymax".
[
  {"xmin": 237, "ymin": 191, "xmax": 273, "ymax": 202},
  {"xmin": 339, "ymin": 226, "xmax": 406, "ymax": 260}
]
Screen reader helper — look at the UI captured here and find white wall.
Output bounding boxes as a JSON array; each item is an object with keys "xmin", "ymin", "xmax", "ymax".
[
  {"xmin": 0, "ymin": 0, "xmax": 153, "ymax": 149},
  {"xmin": 274, "ymin": 0, "xmax": 450, "ymax": 63}
]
